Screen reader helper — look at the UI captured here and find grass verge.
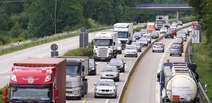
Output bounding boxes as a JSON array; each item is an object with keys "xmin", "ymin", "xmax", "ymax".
[
  {"xmin": 133, "ymin": 26, "xmax": 146, "ymax": 32},
  {"xmin": 192, "ymin": 32, "xmax": 212, "ymax": 100},
  {"xmin": 64, "ymin": 43, "xmax": 93, "ymax": 57}
]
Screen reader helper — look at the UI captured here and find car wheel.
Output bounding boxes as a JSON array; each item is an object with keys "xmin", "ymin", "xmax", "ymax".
[
  {"xmin": 152, "ymin": 50, "xmax": 154, "ymax": 52},
  {"xmin": 179, "ymin": 54, "xmax": 182, "ymax": 56},
  {"xmin": 135, "ymin": 54, "xmax": 138, "ymax": 57},
  {"xmin": 170, "ymin": 54, "xmax": 172, "ymax": 56}
]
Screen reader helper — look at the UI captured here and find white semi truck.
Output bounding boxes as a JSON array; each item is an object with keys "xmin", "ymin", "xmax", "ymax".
[
  {"xmin": 158, "ymin": 62, "xmax": 199, "ymax": 103},
  {"xmin": 114, "ymin": 23, "xmax": 133, "ymax": 49},
  {"xmin": 93, "ymin": 32, "xmax": 117, "ymax": 61},
  {"xmin": 156, "ymin": 16, "xmax": 169, "ymax": 30}
]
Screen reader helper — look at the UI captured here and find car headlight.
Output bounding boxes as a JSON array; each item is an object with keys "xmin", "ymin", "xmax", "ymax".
[
  {"xmin": 11, "ymin": 75, "xmax": 17, "ymax": 82},
  {"xmin": 45, "ymin": 75, "xmax": 51, "ymax": 82}
]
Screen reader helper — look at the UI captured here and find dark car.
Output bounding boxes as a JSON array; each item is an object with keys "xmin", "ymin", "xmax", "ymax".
[
  {"xmin": 165, "ymin": 30, "xmax": 174, "ymax": 39},
  {"xmin": 108, "ymin": 58, "xmax": 125, "ymax": 72},
  {"xmin": 151, "ymin": 31, "xmax": 159, "ymax": 39},
  {"xmin": 88, "ymin": 59, "xmax": 96, "ymax": 75}
]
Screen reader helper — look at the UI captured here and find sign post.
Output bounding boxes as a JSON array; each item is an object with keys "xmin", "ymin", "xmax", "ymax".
[{"xmin": 80, "ymin": 27, "xmax": 88, "ymax": 48}]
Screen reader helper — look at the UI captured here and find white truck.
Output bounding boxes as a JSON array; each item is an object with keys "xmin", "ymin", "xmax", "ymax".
[
  {"xmin": 114, "ymin": 23, "xmax": 133, "ymax": 50},
  {"xmin": 156, "ymin": 16, "xmax": 169, "ymax": 30},
  {"xmin": 93, "ymin": 32, "xmax": 117, "ymax": 61},
  {"xmin": 158, "ymin": 62, "xmax": 199, "ymax": 103}
]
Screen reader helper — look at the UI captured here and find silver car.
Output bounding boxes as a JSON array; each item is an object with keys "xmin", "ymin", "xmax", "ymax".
[
  {"xmin": 133, "ymin": 32, "xmax": 141, "ymax": 41},
  {"xmin": 138, "ymin": 37, "xmax": 148, "ymax": 46},
  {"xmin": 132, "ymin": 42, "xmax": 142, "ymax": 52},
  {"xmin": 152, "ymin": 42, "xmax": 165, "ymax": 53},
  {"xmin": 108, "ymin": 58, "xmax": 125, "ymax": 72},
  {"xmin": 124, "ymin": 45, "xmax": 138, "ymax": 57},
  {"xmin": 151, "ymin": 31, "xmax": 159, "ymax": 39},
  {"xmin": 94, "ymin": 79, "xmax": 117, "ymax": 98},
  {"xmin": 170, "ymin": 44, "xmax": 182, "ymax": 56},
  {"xmin": 101, "ymin": 65, "xmax": 120, "ymax": 82}
]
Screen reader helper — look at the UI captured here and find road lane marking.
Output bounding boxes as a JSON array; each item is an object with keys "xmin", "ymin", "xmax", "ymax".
[
  {"xmin": 81, "ymin": 88, "xmax": 94, "ymax": 103},
  {"xmin": 105, "ymin": 99, "xmax": 110, "ymax": 103}
]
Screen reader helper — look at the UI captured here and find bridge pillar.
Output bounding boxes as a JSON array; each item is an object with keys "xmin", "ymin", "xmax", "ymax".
[{"xmin": 176, "ymin": 10, "xmax": 179, "ymax": 21}]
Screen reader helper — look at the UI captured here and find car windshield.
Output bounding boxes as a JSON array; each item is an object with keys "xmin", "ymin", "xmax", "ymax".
[
  {"xmin": 126, "ymin": 46, "xmax": 136, "ymax": 49},
  {"xmin": 118, "ymin": 32, "xmax": 128, "ymax": 38},
  {"xmin": 97, "ymin": 81, "xmax": 114, "ymax": 86},
  {"xmin": 109, "ymin": 59, "xmax": 122, "ymax": 66},
  {"xmin": 10, "ymin": 87, "xmax": 51, "ymax": 102},
  {"xmin": 103, "ymin": 67, "xmax": 117, "ymax": 72},
  {"xmin": 143, "ymin": 35, "xmax": 150, "ymax": 39},
  {"xmin": 154, "ymin": 43, "xmax": 162, "ymax": 46},
  {"xmin": 140, "ymin": 38, "xmax": 147, "ymax": 41},
  {"xmin": 89, "ymin": 60, "xmax": 95, "ymax": 67},
  {"xmin": 95, "ymin": 39, "xmax": 112, "ymax": 46},
  {"xmin": 66, "ymin": 65, "xmax": 80, "ymax": 76},
  {"xmin": 171, "ymin": 45, "xmax": 180, "ymax": 49},
  {"xmin": 140, "ymin": 29, "xmax": 147, "ymax": 34}
]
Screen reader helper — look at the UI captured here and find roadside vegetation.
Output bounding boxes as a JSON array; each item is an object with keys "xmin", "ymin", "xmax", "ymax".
[
  {"xmin": 192, "ymin": 33, "xmax": 212, "ymax": 100},
  {"xmin": 64, "ymin": 43, "xmax": 93, "ymax": 57},
  {"xmin": 189, "ymin": 0, "xmax": 212, "ymax": 99}
]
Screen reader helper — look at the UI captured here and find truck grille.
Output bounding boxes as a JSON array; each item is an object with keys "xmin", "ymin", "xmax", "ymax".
[{"xmin": 98, "ymin": 48, "xmax": 108, "ymax": 57}]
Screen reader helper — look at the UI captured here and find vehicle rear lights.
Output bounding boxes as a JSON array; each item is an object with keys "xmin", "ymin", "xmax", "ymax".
[{"xmin": 172, "ymin": 95, "xmax": 180, "ymax": 101}]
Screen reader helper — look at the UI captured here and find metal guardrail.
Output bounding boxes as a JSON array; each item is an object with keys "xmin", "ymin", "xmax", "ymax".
[
  {"xmin": 0, "ymin": 26, "xmax": 112, "ymax": 53},
  {"xmin": 185, "ymin": 38, "xmax": 212, "ymax": 103}
]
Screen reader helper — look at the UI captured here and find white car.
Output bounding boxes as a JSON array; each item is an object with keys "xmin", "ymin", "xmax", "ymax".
[
  {"xmin": 101, "ymin": 65, "xmax": 120, "ymax": 82},
  {"xmin": 152, "ymin": 42, "xmax": 165, "ymax": 53},
  {"xmin": 160, "ymin": 27, "xmax": 167, "ymax": 33},
  {"xmin": 94, "ymin": 79, "xmax": 117, "ymax": 98},
  {"xmin": 132, "ymin": 42, "xmax": 142, "ymax": 52},
  {"xmin": 124, "ymin": 45, "xmax": 138, "ymax": 57},
  {"xmin": 138, "ymin": 37, "xmax": 148, "ymax": 46},
  {"xmin": 143, "ymin": 33, "xmax": 152, "ymax": 43}
]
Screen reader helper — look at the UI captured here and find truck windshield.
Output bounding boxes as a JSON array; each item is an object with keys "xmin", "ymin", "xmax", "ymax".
[
  {"xmin": 147, "ymin": 25, "xmax": 154, "ymax": 28},
  {"xmin": 94, "ymin": 39, "xmax": 112, "ymax": 46},
  {"xmin": 118, "ymin": 32, "xmax": 128, "ymax": 38},
  {"xmin": 156, "ymin": 20, "xmax": 164, "ymax": 24},
  {"xmin": 66, "ymin": 65, "xmax": 80, "ymax": 76},
  {"xmin": 10, "ymin": 87, "xmax": 51, "ymax": 102}
]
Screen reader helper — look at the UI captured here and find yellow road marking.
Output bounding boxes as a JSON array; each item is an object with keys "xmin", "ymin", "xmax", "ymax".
[
  {"xmin": 122, "ymin": 49, "xmax": 149, "ymax": 103},
  {"xmin": 183, "ymin": 37, "xmax": 191, "ymax": 62},
  {"xmin": 81, "ymin": 88, "xmax": 94, "ymax": 103}
]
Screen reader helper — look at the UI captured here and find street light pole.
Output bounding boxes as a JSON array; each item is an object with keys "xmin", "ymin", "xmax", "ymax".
[{"xmin": 54, "ymin": 0, "xmax": 57, "ymax": 34}]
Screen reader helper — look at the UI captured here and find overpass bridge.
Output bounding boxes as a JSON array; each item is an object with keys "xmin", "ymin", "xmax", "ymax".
[{"xmin": 131, "ymin": 3, "xmax": 193, "ymax": 21}]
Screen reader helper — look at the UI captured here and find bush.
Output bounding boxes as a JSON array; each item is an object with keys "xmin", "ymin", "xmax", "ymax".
[{"xmin": 64, "ymin": 43, "xmax": 93, "ymax": 57}]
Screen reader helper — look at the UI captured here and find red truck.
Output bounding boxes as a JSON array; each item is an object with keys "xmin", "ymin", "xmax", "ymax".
[{"xmin": 2, "ymin": 57, "xmax": 66, "ymax": 103}]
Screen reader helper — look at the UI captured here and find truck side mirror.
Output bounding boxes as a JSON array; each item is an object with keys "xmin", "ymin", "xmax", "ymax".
[
  {"xmin": 3, "ymin": 88, "xmax": 7, "ymax": 96},
  {"xmin": 54, "ymin": 88, "xmax": 59, "ymax": 97},
  {"xmin": 157, "ymin": 73, "xmax": 160, "ymax": 82},
  {"xmin": 2, "ymin": 88, "xmax": 7, "ymax": 101}
]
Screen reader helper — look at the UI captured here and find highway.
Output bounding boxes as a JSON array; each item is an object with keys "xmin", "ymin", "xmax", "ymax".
[{"xmin": 0, "ymin": 29, "xmax": 112, "ymax": 88}]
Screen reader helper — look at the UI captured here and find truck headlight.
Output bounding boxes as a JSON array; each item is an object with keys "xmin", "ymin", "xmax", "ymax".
[
  {"xmin": 45, "ymin": 75, "xmax": 51, "ymax": 82},
  {"xmin": 11, "ymin": 75, "xmax": 17, "ymax": 82}
]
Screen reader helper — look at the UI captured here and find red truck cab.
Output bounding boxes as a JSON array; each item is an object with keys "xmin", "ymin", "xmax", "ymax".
[{"xmin": 2, "ymin": 58, "xmax": 66, "ymax": 103}]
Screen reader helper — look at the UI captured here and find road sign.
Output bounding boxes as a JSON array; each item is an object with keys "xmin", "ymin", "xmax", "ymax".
[
  {"xmin": 80, "ymin": 27, "xmax": 88, "ymax": 48},
  {"xmin": 50, "ymin": 43, "xmax": 58, "ymax": 50},
  {"xmin": 192, "ymin": 30, "xmax": 201, "ymax": 43}
]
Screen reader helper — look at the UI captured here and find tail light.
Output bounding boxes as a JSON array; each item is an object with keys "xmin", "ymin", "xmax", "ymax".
[
  {"xmin": 54, "ymin": 88, "xmax": 59, "ymax": 97},
  {"xmin": 2, "ymin": 88, "xmax": 7, "ymax": 101},
  {"xmin": 172, "ymin": 95, "xmax": 180, "ymax": 101}
]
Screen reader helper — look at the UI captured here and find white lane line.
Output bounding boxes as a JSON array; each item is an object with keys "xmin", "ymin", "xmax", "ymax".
[{"xmin": 105, "ymin": 99, "xmax": 110, "ymax": 103}]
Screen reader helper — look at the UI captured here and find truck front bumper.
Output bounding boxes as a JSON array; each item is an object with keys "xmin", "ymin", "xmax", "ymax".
[{"xmin": 94, "ymin": 56, "xmax": 112, "ymax": 61}]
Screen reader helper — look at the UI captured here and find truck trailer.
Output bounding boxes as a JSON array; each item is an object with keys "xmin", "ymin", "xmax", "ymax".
[
  {"xmin": 114, "ymin": 23, "xmax": 133, "ymax": 49},
  {"xmin": 155, "ymin": 16, "xmax": 169, "ymax": 30},
  {"xmin": 2, "ymin": 57, "xmax": 66, "ymax": 103},
  {"xmin": 158, "ymin": 62, "xmax": 199, "ymax": 103}
]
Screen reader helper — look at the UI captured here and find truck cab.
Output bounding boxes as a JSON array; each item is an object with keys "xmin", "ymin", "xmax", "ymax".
[
  {"xmin": 2, "ymin": 58, "xmax": 66, "ymax": 103},
  {"xmin": 93, "ymin": 32, "xmax": 117, "ymax": 61},
  {"xmin": 64, "ymin": 57, "xmax": 88, "ymax": 100},
  {"xmin": 155, "ymin": 16, "xmax": 168, "ymax": 30},
  {"xmin": 114, "ymin": 23, "xmax": 133, "ymax": 49},
  {"xmin": 147, "ymin": 22, "xmax": 156, "ymax": 33}
]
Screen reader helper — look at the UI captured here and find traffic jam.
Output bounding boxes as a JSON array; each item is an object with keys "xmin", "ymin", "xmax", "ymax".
[{"xmin": 1, "ymin": 15, "xmax": 200, "ymax": 103}]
